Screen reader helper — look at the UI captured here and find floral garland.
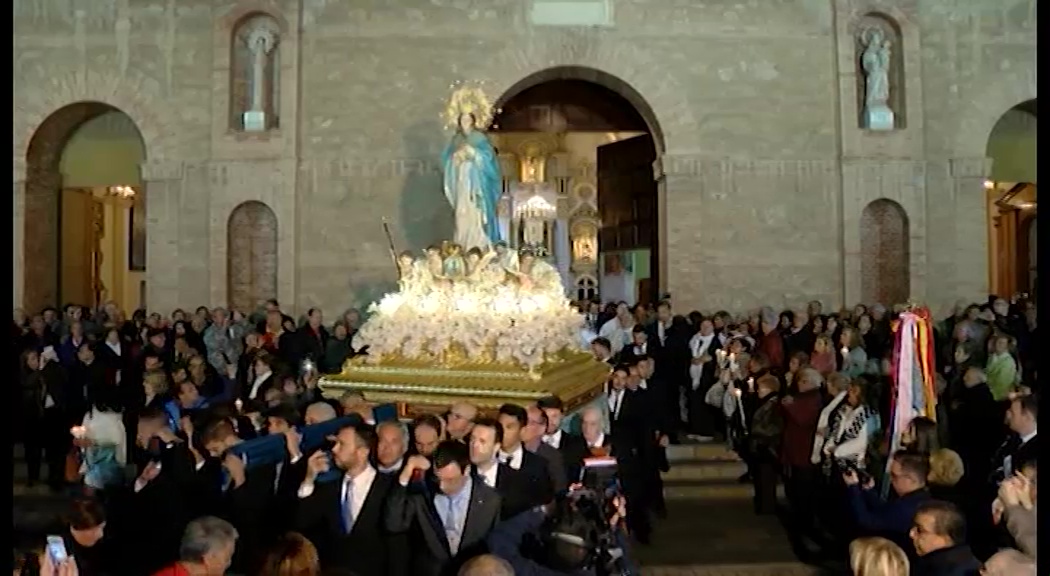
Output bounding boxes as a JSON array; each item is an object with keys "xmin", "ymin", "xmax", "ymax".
[{"xmin": 352, "ymin": 272, "xmax": 583, "ymax": 369}]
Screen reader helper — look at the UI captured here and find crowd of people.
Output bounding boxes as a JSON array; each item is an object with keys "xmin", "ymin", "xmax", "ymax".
[{"xmin": 11, "ymin": 294, "xmax": 1039, "ymax": 575}]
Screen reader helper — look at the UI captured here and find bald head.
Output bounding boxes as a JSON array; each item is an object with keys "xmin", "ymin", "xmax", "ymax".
[
  {"xmin": 457, "ymin": 554, "xmax": 514, "ymax": 576},
  {"xmin": 581, "ymin": 406, "xmax": 603, "ymax": 444},
  {"xmin": 304, "ymin": 402, "xmax": 337, "ymax": 425},
  {"xmin": 447, "ymin": 402, "xmax": 478, "ymax": 441}
]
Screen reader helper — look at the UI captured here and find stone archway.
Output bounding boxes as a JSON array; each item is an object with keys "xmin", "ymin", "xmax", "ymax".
[
  {"xmin": 491, "ymin": 67, "xmax": 668, "ymax": 302},
  {"xmin": 227, "ymin": 201, "xmax": 279, "ymax": 314},
  {"xmin": 21, "ymin": 102, "xmax": 147, "ymax": 313},
  {"xmin": 860, "ymin": 199, "xmax": 910, "ymax": 306}
]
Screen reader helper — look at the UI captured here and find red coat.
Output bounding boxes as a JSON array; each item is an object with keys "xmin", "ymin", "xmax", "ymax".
[
  {"xmin": 779, "ymin": 388, "xmax": 824, "ymax": 468},
  {"xmin": 756, "ymin": 329, "xmax": 785, "ymax": 372},
  {"xmin": 151, "ymin": 564, "xmax": 191, "ymax": 576}
]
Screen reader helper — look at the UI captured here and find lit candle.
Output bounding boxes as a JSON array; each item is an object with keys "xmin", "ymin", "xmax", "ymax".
[
  {"xmin": 840, "ymin": 346, "xmax": 849, "ymax": 358},
  {"xmin": 733, "ymin": 387, "xmax": 747, "ymax": 429},
  {"xmin": 747, "ymin": 377, "xmax": 755, "ymax": 391},
  {"xmin": 729, "ymin": 352, "xmax": 736, "ymax": 363},
  {"xmin": 70, "ymin": 426, "xmax": 86, "ymax": 439},
  {"xmin": 235, "ymin": 399, "xmax": 244, "ymax": 413}
]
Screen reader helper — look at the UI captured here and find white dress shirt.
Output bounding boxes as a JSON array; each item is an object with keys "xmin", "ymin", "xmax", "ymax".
[
  {"xmin": 377, "ymin": 458, "xmax": 403, "ymax": 474},
  {"xmin": 476, "ymin": 461, "xmax": 499, "ymax": 488},
  {"xmin": 608, "ymin": 389, "xmax": 625, "ymax": 419},
  {"xmin": 543, "ymin": 429, "xmax": 563, "ymax": 449},
  {"xmin": 248, "ymin": 370, "xmax": 271, "ymax": 400},
  {"xmin": 588, "ymin": 433, "xmax": 606, "ymax": 449},
  {"xmin": 1004, "ymin": 429, "xmax": 1038, "ymax": 477},
  {"xmin": 296, "ymin": 463, "xmax": 377, "ymax": 523},
  {"xmin": 497, "ymin": 445, "xmax": 525, "ymax": 470}
]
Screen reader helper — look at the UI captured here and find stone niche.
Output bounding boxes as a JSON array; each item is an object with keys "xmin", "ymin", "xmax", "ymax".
[
  {"xmin": 854, "ymin": 12, "xmax": 906, "ymax": 130},
  {"xmin": 230, "ymin": 13, "xmax": 281, "ymax": 132}
]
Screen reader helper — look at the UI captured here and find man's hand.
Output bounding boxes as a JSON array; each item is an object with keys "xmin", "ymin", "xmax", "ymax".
[
  {"xmin": 842, "ymin": 470, "xmax": 859, "ymax": 486},
  {"xmin": 223, "ymin": 453, "xmax": 247, "ymax": 488},
  {"xmin": 304, "ymin": 450, "xmax": 330, "ymax": 483},
  {"xmin": 180, "ymin": 416, "xmax": 194, "ymax": 438},
  {"xmin": 782, "ymin": 395, "xmax": 795, "ymax": 406},
  {"xmin": 40, "ymin": 551, "xmax": 79, "ymax": 576},
  {"xmin": 609, "ymin": 495, "xmax": 628, "ymax": 526},
  {"xmin": 285, "ymin": 427, "xmax": 303, "ymax": 461},
  {"xmin": 698, "ymin": 354, "xmax": 712, "ymax": 364},
  {"xmin": 303, "ymin": 372, "xmax": 318, "ymax": 390},
  {"xmin": 399, "ymin": 454, "xmax": 432, "ymax": 485}
]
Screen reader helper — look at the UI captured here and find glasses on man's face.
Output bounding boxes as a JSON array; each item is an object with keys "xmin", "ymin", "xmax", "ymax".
[{"xmin": 528, "ymin": 419, "xmax": 545, "ymax": 427}]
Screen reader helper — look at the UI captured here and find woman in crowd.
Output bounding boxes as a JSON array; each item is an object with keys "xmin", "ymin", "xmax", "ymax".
[
  {"xmin": 77, "ymin": 386, "xmax": 127, "ymax": 496},
  {"xmin": 810, "ymin": 334, "xmax": 837, "ymax": 376},
  {"xmin": 322, "ymin": 321, "xmax": 353, "ymax": 374},
  {"xmin": 986, "ymin": 334, "xmax": 1019, "ymax": 401},
  {"xmin": 849, "ymin": 536, "xmax": 909, "ymax": 576},
  {"xmin": 838, "ymin": 327, "xmax": 869, "ymax": 379},
  {"xmin": 748, "ymin": 375, "xmax": 783, "ymax": 515},
  {"xmin": 257, "ymin": 532, "xmax": 321, "ymax": 576},
  {"xmin": 899, "ymin": 416, "xmax": 940, "ymax": 455}
]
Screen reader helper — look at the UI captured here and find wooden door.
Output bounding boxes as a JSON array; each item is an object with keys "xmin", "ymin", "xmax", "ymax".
[
  {"xmin": 596, "ymin": 134, "xmax": 658, "ymax": 301},
  {"xmin": 59, "ymin": 189, "xmax": 95, "ymax": 307},
  {"xmin": 227, "ymin": 201, "xmax": 278, "ymax": 313}
]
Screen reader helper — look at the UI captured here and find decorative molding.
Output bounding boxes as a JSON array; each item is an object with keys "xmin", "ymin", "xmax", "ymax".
[
  {"xmin": 661, "ymin": 155, "xmax": 838, "ymax": 177},
  {"xmin": 949, "ymin": 157, "xmax": 993, "ymax": 179}
]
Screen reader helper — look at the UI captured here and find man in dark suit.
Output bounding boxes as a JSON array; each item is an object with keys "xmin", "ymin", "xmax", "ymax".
[
  {"xmin": 469, "ymin": 417, "xmax": 533, "ymax": 518},
  {"xmin": 537, "ymin": 395, "xmax": 589, "ymax": 484},
  {"xmin": 295, "ymin": 421, "xmax": 406, "ymax": 576},
  {"xmin": 993, "ymin": 394, "xmax": 1038, "ymax": 484},
  {"xmin": 288, "ymin": 308, "xmax": 329, "ymax": 371},
  {"xmin": 606, "ymin": 364, "xmax": 657, "ymax": 544},
  {"xmin": 523, "ymin": 404, "xmax": 568, "ymax": 494},
  {"xmin": 496, "ymin": 404, "xmax": 556, "ymax": 506},
  {"xmin": 386, "ymin": 441, "xmax": 502, "ymax": 576},
  {"xmin": 198, "ymin": 418, "xmax": 279, "ymax": 574}
]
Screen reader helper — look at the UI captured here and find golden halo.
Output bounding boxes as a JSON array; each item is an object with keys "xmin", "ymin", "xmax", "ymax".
[{"xmin": 444, "ymin": 84, "xmax": 495, "ymax": 131}]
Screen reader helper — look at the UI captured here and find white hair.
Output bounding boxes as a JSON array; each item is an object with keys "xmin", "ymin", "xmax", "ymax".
[
  {"xmin": 305, "ymin": 402, "xmax": 337, "ymax": 422},
  {"xmin": 377, "ymin": 419, "xmax": 409, "ymax": 447}
]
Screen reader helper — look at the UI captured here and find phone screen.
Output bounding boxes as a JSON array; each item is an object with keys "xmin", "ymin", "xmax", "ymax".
[{"xmin": 46, "ymin": 535, "xmax": 68, "ymax": 563}]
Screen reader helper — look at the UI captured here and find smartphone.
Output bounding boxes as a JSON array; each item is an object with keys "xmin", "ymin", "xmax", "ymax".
[{"xmin": 46, "ymin": 535, "xmax": 68, "ymax": 564}]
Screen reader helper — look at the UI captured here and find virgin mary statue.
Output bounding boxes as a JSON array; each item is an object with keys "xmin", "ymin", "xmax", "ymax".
[{"xmin": 442, "ymin": 91, "xmax": 503, "ymax": 249}]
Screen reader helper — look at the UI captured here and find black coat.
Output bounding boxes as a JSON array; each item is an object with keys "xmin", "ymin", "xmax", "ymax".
[{"xmin": 295, "ymin": 470, "xmax": 408, "ymax": 576}]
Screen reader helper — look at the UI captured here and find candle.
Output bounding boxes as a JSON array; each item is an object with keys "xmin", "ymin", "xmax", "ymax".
[
  {"xmin": 235, "ymin": 399, "xmax": 244, "ymax": 413},
  {"xmin": 70, "ymin": 426, "xmax": 86, "ymax": 439},
  {"xmin": 840, "ymin": 346, "xmax": 849, "ymax": 358},
  {"xmin": 747, "ymin": 377, "xmax": 755, "ymax": 391},
  {"xmin": 729, "ymin": 352, "xmax": 736, "ymax": 363},
  {"xmin": 733, "ymin": 387, "xmax": 747, "ymax": 429}
]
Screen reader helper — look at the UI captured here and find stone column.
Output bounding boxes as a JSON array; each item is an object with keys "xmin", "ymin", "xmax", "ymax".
[
  {"xmin": 13, "ymin": 176, "xmax": 24, "ymax": 309},
  {"xmin": 949, "ymin": 157, "xmax": 994, "ymax": 303},
  {"xmin": 140, "ymin": 160, "xmax": 186, "ymax": 314}
]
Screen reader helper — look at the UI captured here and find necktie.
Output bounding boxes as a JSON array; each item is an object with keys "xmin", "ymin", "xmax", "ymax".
[
  {"xmin": 611, "ymin": 392, "xmax": 621, "ymax": 418},
  {"xmin": 499, "ymin": 452, "xmax": 511, "ymax": 466},
  {"xmin": 342, "ymin": 477, "xmax": 355, "ymax": 534},
  {"xmin": 445, "ymin": 496, "xmax": 461, "ymax": 553}
]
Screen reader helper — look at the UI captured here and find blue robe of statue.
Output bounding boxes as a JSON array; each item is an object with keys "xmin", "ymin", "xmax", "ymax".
[{"xmin": 441, "ymin": 129, "xmax": 502, "ymax": 248}]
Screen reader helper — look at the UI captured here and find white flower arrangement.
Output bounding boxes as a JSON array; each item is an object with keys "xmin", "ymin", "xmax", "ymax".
[{"xmin": 351, "ymin": 269, "xmax": 584, "ymax": 369}]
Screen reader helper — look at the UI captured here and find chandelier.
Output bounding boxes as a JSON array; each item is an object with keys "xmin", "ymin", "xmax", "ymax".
[
  {"xmin": 514, "ymin": 194, "xmax": 557, "ymax": 220},
  {"xmin": 106, "ymin": 186, "xmax": 136, "ymax": 199}
]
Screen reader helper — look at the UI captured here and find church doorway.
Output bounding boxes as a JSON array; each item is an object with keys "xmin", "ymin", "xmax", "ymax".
[
  {"xmin": 984, "ymin": 99, "xmax": 1036, "ymax": 298},
  {"xmin": 23, "ymin": 102, "xmax": 147, "ymax": 315},
  {"xmin": 491, "ymin": 68, "xmax": 665, "ymax": 306}
]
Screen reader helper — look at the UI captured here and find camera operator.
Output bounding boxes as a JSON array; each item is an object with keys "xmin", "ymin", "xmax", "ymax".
[{"xmin": 486, "ymin": 493, "xmax": 634, "ymax": 576}]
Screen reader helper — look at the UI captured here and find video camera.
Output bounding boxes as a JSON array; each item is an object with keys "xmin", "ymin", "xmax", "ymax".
[{"xmin": 544, "ymin": 456, "xmax": 632, "ymax": 576}]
